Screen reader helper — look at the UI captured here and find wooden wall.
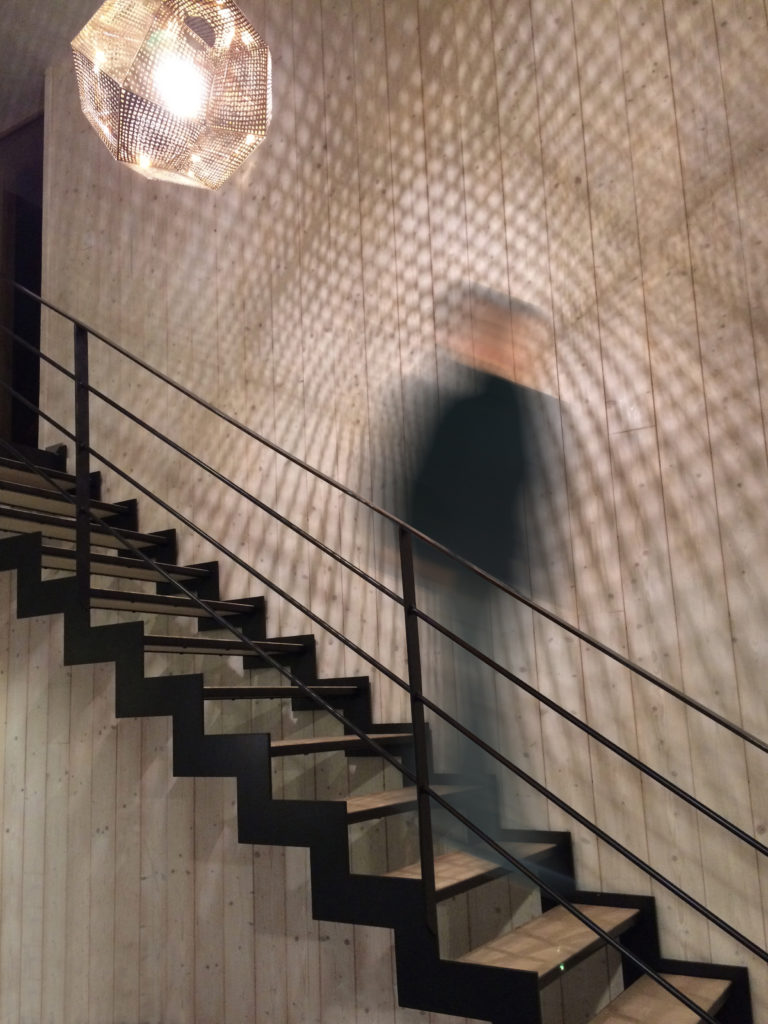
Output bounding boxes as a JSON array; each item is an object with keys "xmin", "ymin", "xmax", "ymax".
[{"xmin": 1, "ymin": 0, "xmax": 765, "ymax": 1021}]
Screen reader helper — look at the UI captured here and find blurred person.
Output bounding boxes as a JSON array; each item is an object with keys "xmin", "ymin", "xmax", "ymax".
[{"xmin": 405, "ymin": 286, "xmax": 560, "ymax": 868}]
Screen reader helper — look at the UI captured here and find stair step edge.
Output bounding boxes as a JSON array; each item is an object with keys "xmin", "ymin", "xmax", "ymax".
[
  {"xmin": 90, "ymin": 588, "xmax": 255, "ymax": 616},
  {"xmin": 0, "ymin": 456, "xmax": 76, "ymax": 489},
  {"xmin": 458, "ymin": 903, "xmax": 639, "ymax": 986},
  {"xmin": 0, "ymin": 480, "xmax": 121, "ymax": 518},
  {"xmin": 587, "ymin": 972, "xmax": 731, "ymax": 1024},
  {"xmin": 203, "ymin": 684, "xmax": 361, "ymax": 700},
  {"xmin": 41, "ymin": 547, "xmax": 210, "ymax": 579},
  {"xmin": 0, "ymin": 506, "xmax": 162, "ymax": 546},
  {"xmin": 387, "ymin": 849, "xmax": 510, "ymax": 896},
  {"xmin": 385, "ymin": 844, "xmax": 557, "ymax": 900},
  {"xmin": 344, "ymin": 784, "xmax": 472, "ymax": 822},
  {"xmin": 271, "ymin": 732, "xmax": 412, "ymax": 756},
  {"xmin": 144, "ymin": 635, "xmax": 308, "ymax": 653}
]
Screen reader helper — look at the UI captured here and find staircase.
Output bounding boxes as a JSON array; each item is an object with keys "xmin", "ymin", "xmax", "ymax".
[{"xmin": 0, "ymin": 442, "xmax": 754, "ymax": 1024}]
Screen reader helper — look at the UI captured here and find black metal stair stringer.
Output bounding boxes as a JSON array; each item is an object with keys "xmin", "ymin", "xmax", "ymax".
[
  {"xmin": 0, "ymin": 531, "xmax": 753, "ymax": 1024},
  {"xmin": 234, "ymin": 770, "xmax": 545, "ymax": 1023},
  {"xmin": 0, "ymin": 530, "xmax": 552, "ymax": 1022}
]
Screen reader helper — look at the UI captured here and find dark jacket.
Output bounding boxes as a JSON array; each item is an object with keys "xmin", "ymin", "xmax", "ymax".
[{"xmin": 408, "ymin": 372, "xmax": 528, "ymax": 582}]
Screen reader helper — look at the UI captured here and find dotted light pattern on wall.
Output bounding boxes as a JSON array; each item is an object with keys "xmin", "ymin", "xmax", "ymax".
[{"xmin": 71, "ymin": 0, "xmax": 272, "ymax": 189}]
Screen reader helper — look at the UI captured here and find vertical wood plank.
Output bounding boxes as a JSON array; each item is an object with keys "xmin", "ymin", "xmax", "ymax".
[
  {"xmin": 528, "ymin": 0, "xmax": 604, "ymax": 887},
  {"xmin": 41, "ymin": 627, "xmax": 70, "ymax": 1024},
  {"xmin": 19, "ymin": 614, "xmax": 48, "ymax": 1023},
  {"xmin": 87, "ymin": 661, "xmax": 116, "ymax": 1023},
  {"xmin": 614, "ymin": 0, "xmax": 723, "ymax": 961},
  {"xmin": 166, "ymin": 772, "xmax": 196, "ymax": 1022},
  {"xmin": 351, "ymin": 0, "xmax": 410, "ymax": 727},
  {"xmin": 712, "ymin": 3, "xmax": 768, "ymax": 1011},
  {"xmin": 662, "ymin": 0, "xmax": 767, "ymax": 971},
  {"xmin": 0, "ymin": 612, "xmax": 28, "ymax": 1024},
  {"xmin": 138, "ymin": 716, "xmax": 170, "ymax": 1022},
  {"xmin": 253, "ymin": 844, "xmax": 289, "ymax": 1022},
  {"xmin": 64, "ymin": 663, "xmax": 93, "ymax": 1024},
  {"xmin": 113, "ymin": 716, "xmax": 142, "ymax": 1022},
  {"xmin": 194, "ymin": 773, "xmax": 227, "ymax": 1023},
  {"xmin": 221, "ymin": 699, "xmax": 257, "ymax": 1023}
]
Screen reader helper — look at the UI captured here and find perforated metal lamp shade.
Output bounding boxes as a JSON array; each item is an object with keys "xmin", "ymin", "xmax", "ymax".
[{"xmin": 72, "ymin": 0, "xmax": 272, "ymax": 190}]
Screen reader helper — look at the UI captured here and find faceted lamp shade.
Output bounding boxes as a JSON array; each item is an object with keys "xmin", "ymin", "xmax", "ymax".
[{"xmin": 71, "ymin": 0, "xmax": 272, "ymax": 189}]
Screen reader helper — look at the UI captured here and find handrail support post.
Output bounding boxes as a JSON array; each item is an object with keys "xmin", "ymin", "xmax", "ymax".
[
  {"xmin": 399, "ymin": 526, "xmax": 438, "ymax": 938},
  {"xmin": 74, "ymin": 322, "xmax": 90, "ymax": 609}
]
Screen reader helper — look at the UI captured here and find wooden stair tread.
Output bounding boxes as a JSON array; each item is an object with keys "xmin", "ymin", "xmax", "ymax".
[
  {"xmin": 0, "ymin": 479, "xmax": 116, "ymax": 518},
  {"xmin": 588, "ymin": 972, "xmax": 731, "ymax": 1023},
  {"xmin": 203, "ymin": 684, "xmax": 360, "ymax": 700},
  {"xmin": 144, "ymin": 634, "xmax": 307, "ymax": 655},
  {"xmin": 0, "ymin": 456, "xmax": 76, "ymax": 490},
  {"xmin": 344, "ymin": 786, "xmax": 422, "ymax": 820},
  {"xmin": 41, "ymin": 546, "xmax": 209, "ymax": 581},
  {"xmin": 90, "ymin": 588, "xmax": 254, "ymax": 617},
  {"xmin": 458, "ymin": 904, "xmax": 639, "ymax": 984},
  {"xmin": 385, "ymin": 844, "xmax": 556, "ymax": 898},
  {"xmin": 0, "ymin": 506, "xmax": 158, "ymax": 548},
  {"xmin": 271, "ymin": 732, "xmax": 412, "ymax": 756},
  {"xmin": 388, "ymin": 849, "xmax": 510, "ymax": 892},
  {"xmin": 344, "ymin": 785, "xmax": 470, "ymax": 820}
]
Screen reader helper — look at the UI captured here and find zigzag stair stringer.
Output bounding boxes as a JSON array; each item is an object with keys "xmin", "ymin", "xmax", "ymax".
[
  {"xmin": 0, "ymin": 531, "xmax": 753, "ymax": 1024},
  {"xmin": 0, "ymin": 531, "xmax": 546, "ymax": 1023},
  {"xmin": 234, "ymin": 766, "xmax": 552, "ymax": 1024}
]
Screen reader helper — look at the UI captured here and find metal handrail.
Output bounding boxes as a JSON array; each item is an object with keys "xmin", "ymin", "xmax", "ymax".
[
  {"xmin": 3, "ymin": 283, "xmax": 764, "ymax": 1021},
  {"xmin": 0, "ymin": 433, "xmax": 414, "ymax": 766},
  {"xmin": 6, "ymin": 316, "xmax": 767, "ymax": 861},
  {"xmin": 10, "ymin": 281, "xmax": 765, "ymax": 757},
  {"xmin": 0, "ymin": 428, "xmax": 738, "ymax": 1024},
  {"xmin": 416, "ymin": 606, "xmax": 768, "ymax": 858},
  {"xmin": 0, "ymin": 429, "xmax": 742, "ymax": 1024}
]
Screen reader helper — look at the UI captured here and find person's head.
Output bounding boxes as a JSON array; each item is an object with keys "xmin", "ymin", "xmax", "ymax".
[{"xmin": 444, "ymin": 285, "xmax": 548, "ymax": 385}]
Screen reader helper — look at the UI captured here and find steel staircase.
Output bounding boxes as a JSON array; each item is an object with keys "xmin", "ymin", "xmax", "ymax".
[
  {"xmin": 0, "ymin": 284, "xmax": 762, "ymax": 1022},
  {"xmin": 0, "ymin": 442, "xmax": 753, "ymax": 1024}
]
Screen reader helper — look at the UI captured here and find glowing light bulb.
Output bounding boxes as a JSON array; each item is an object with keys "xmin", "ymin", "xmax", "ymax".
[
  {"xmin": 154, "ymin": 53, "xmax": 206, "ymax": 119},
  {"xmin": 71, "ymin": 0, "xmax": 272, "ymax": 188}
]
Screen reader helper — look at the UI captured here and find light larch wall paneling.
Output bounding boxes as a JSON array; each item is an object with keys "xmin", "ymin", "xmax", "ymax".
[
  {"xmin": 3, "ymin": 1, "xmax": 762, "ymax": 1021},
  {"xmin": 606, "ymin": 0, "xmax": 706, "ymax": 961},
  {"xmin": 661, "ymin": 0, "xmax": 768, "ymax": 1004},
  {"xmin": 528, "ymin": 0, "xmax": 605, "ymax": 890}
]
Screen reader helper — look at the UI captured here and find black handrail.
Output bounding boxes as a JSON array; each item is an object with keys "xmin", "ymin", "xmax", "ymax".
[
  {"xmin": 11, "ymin": 281, "xmax": 766, "ymax": 757},
  {"xmin": 3, "ymin": 285, "xmax": 763, "ymax": 1022},
  {"xmin": 416, "ymin": 606, "xmax": 768, "ymax": 858},
  {"xmin": 88, "ymin": 397, "xmax": 768, "ymax": 859},
  {"xmin": 9, "ymin": 325, "xmax": 767, "ymax": 863},
  {"xmin": 0, "ymin": 431, "xmax": 734, "ymax": 1024},
  {"xmin": 0, "ymin": 432, "xmax": 415, "ymax": 772},
  {"xmin": 7, "ymin": 299, "xmax": 768, "ymax": 955},
  {"xmin": 5, "ymin": 392, "xmax": 763, "ymax": 942},
  {"xmin": 85, "ymin": 378, "xmax": 404, "ymax": 606}
]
